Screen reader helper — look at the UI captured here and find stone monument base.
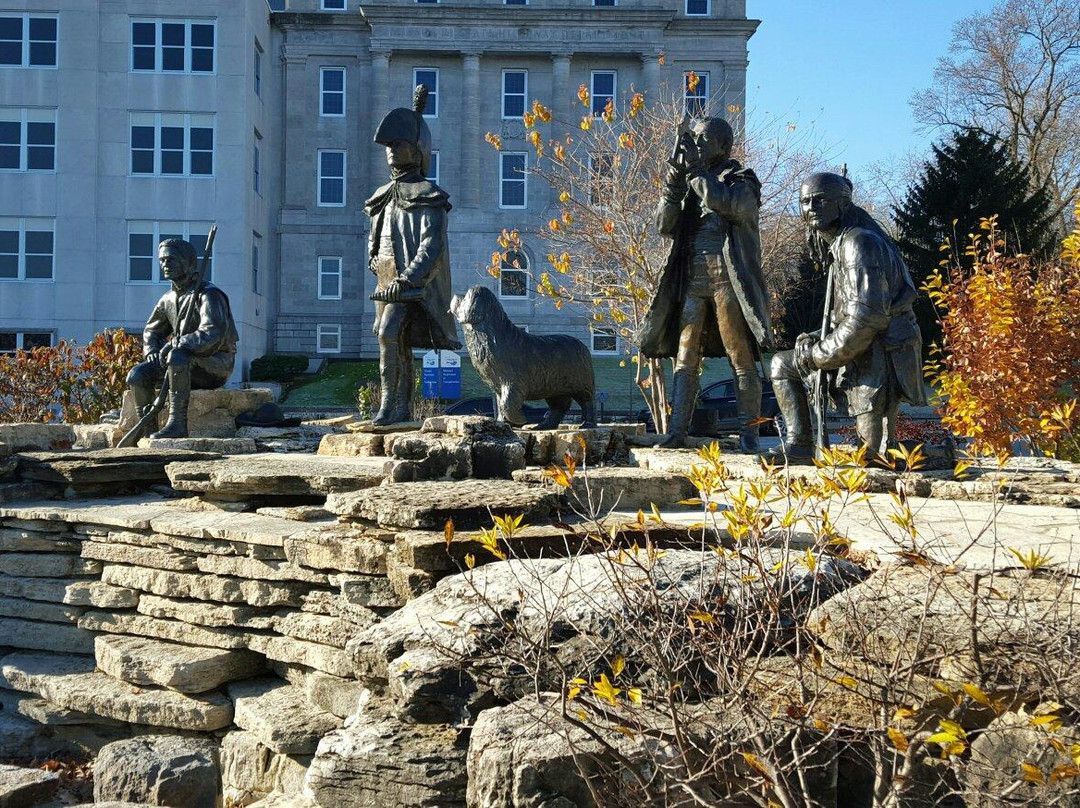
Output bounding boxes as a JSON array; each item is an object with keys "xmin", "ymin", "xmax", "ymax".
[{"xmin": 117, "ymin": 388, "xmax": 275, "ymax": 441}]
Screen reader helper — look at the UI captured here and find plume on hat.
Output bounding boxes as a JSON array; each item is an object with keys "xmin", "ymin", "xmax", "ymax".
[{"xmin": 413, "ymin": 85, "xmax": 430, "ymax": 116}]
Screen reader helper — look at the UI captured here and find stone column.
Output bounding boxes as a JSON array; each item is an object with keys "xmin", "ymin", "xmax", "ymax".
[
  {"xmin": 640, "ymin": 50, "xmax": 661, "ymax": 107},
  {"xmin": 369, "ymin": 49, "xmax": 391, "ymax": 194},
  {"xmin": 461, "ymin": 51, "xmax": 482, "ymax": 206},
  {"xmin": 551, "ymin": 52, "xmax": 572, "ymax": 125},
  {"xmin": 723, "ymin": 60, "xmax": 747, "ymax": 125}
]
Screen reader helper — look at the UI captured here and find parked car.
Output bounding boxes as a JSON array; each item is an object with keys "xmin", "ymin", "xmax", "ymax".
[
  {"xmin": 442, "ymin": 396, "xmax": 556, "ymax": 424},
  {"xmin": 638, "ymin": 377, "xmax": 783, "ymax": 436}
]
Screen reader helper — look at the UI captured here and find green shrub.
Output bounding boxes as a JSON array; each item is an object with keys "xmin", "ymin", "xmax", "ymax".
[{"xmin": 250, "ymin": 353, "xmax": 309, "ymax": 382}]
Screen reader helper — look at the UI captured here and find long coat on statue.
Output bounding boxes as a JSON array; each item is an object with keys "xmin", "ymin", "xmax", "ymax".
[
  {"xmin": 637, "ymin": 160, "xmax": 774, "ymax": 358},
  {"xmin": 365, "ymin": 178, "xmax": 461, "ymax": 351}
]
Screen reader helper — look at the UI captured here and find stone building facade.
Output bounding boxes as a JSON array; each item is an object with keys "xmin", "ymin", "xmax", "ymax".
[{"xmin": 0, "ymin": 0, "xmax": 756, "ymax": 376}]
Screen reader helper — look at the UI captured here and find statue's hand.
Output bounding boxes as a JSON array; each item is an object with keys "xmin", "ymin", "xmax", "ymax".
[
  {"xmin": 144, "ymin": 350, "xmax": 160, "ymax": 367},
  {"xmin": 158, "ymin": 344, "xmax": 174, "ymax": 368},
  {"xmin": 381, "ymin": 278, "xmax": 411, "ymax": 303},
  {"xmin": 794, "ymin": 335, "xmax": 819, "ymax": 377}
]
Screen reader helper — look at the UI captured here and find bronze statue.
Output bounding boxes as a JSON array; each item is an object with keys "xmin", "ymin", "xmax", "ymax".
[
  {"xmin": 769, "ymin": 172, "xmax": 927, "ymax": 461},
  {"xmin": 124, "ymin": 235, "xmax": 237, "ymax": 440},
  {"xmin": 365, "ymin": 86, "xmax": 460, "ymax": 425},
  {"xmin": 638, "ymin": 116, "xmax": 773, "ymax": 450}
]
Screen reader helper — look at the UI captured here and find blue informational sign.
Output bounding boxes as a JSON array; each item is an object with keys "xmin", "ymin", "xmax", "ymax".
[{"xmin": 422, "ymin": 350, "xmax": 462, "ymax": 399}]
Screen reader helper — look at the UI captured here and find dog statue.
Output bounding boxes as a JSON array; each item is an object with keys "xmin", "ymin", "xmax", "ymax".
[{"xmin": 450, "ymin": 285, "xmax": 597, "ymax": 430}]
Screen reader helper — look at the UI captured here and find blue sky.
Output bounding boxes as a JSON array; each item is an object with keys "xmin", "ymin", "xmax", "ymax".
[{"xmin": 745, "ymin": 0, "xmax": 996, "ymax": 184}]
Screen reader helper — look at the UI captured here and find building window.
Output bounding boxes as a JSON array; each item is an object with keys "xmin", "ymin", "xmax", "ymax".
[
  {"xmin": 593, "ymin": 0, "xmax": 616, "ymax": 6},
  {"xmin": 685, "ymin": 0, "xmax": 710, "ymax": 13},
  {"xmin": 684, "ymin": 71, "xmax": 710, "ymax": 115},
  {"xmin": 416, "ymin": 0, "xmax": 439, "ymax": 4},
  {"xmin": 251, "ymin": 234, "xmax": 261, "ymax": 294},
  {"xmin": 130, "ymin": 19, "xmax": 215, "ymax": 74},
  {"xmin": 0, "ymin": 108, "xmax": 55, "ymax": 172},
  {"xmin": 502, "ymin": 70, "xmax": 527, "ymax": 120},
  {"xmin": 499, "ymin": 251, "xmax": 528, "ymax": 298},
  {"xmin": 426, "ymin": 151, "xmax": 439, "ymax": 184},
  {"xmin": 0, "ymin": 331, "xmax": 52, "ymax": 352},
  {"xmin": 317, "ymin": 324, "xmax": 342, "ymax": 354},
  {"xmin": 499, "ymin": 153, "xmax": 527, "ymax": 209},
  {"xmin": 318, "ymin": 150, "xmax": 346, "ymax": 207},
  {"xmin": 591, "ymin": 327, "xmax": 617, "ymax": 354},
  {"xmin": 320, "ymin": 67, "xmax": 345, "ymax": 117},
  {"xmin": 0, "ymin": 218, "xmax": 54, "ymax": 281},
  {"xmin": 588, "ymin": 152, "xmax": 614, "ymax": 206},
  {"xmin": 129, "ymin": 113, "xmax": 214, "ymax": 177},
  {"xmin": 254, "ymin": 41, "xmax": 262, "ymax": 96},
  {"xmin": 321, "ymin": 0, "xmax": 347, "ymax": 8},
  {"xmin": 505, "ymin": 0, "xmax": 528, "ymax": 4},
  {"xmin": 413, "ymin": 68, "xmax": 438, "ymax": 118},
  {"xmin": 127, "ymin": 221, "xmax": 213, "ymax": 283},
  {"xmin": 591, "ymin": 71, "xmax": 616, "ymax": 117},
  {"xmin": 318, "ymin": 256, "xmax": 342, "ymax": 300},
  {"xmin": 0, "ymin": 14, "xmax": 57, "ymax": 68},
  {"xmin": 253, "ymin": 130, "xmax": 262, "ymax": 194}
]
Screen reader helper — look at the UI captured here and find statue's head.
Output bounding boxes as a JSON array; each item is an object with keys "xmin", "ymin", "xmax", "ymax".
[
  {"xmin": 374, "ymin": 85, "xmax": 433, "ymax": 177},
  {"xmin": 158, "ymin": 238, "xmax": 198, "ymax": 288},
  {"xmin": 687, "ymin": 116, "xmax": 734, "ymax": 167},
  {"xmin": 800, "ymin": 172, "xmax": 853, "ymax": 234}
]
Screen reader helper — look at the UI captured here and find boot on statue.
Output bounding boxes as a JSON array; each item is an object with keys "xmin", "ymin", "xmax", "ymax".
[{"xmin": 657, "ymin": 369, "xmax": 698, "ymax": 449}]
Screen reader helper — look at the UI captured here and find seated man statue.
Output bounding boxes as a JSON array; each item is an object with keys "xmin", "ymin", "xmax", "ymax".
[
  {"xmin": 770, "ymin": 172, "xmax": 926, "ymax": 461},
  {"xmin": 126, "ymin": 238, "xmax": 238, "ymax": 439}
]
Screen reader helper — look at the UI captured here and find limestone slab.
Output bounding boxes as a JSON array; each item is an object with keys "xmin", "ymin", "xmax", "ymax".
[
  {"xmin": 246, "ymin": 635, "xmax": 353, "ymax": 678},
  {"xmin": 316, "ymin": 432, "xmax": 385, "ymax": 457},
  {"xmin": 514, "ymin": 465, "xmax": 698, "ymax": 511},
  {"xmin": 166, "ymin": 453, "xmax": 390, "ymax": 497},
  {"xmin": 118, "ymin": 385, "xmax": 274, "ymax": 439},
  {"xmin": 0, "ymin": 596, "xmax": 83, "ymax": 624},
  {"xmin": 0, "ymin": 688, "xmax": 126, "ymax": 727},
  {"xmin": 95, "ymin": 635, "xmax": 265, "ymax": 694},
  {"xmin": 0, "ymin": 497, "xmax": 176, "ymax": 532},
  {"xmin": 146, "ymin": 509, "xmax": 307, "ymax": 549},
  {"xmin": 0, "ymin": 424, "xmax": 76, "ymax": 452},
  {"xmin": 78, "ymin": 611, "xmax": 254, "ymax": 651},
  {"xmin": 228, "ymin": 678, "xmax": 341, "ymax": 755},
  {"xmin": 82, "ymin": 541, "xmax": 198, "ymax": 572},
  {"xmin": 0, "ymin": 763, "xmax": 59, "ymax": 807},
  {"xmin": 17, "ymin": 448, "xmax": 221, "ymax": 489},
  {"xmin": 221, "ymin": 730, "xmax": 311, "ymax": 804},
  {"xmin": 101, "ymin": 564, "xmax": 318, "ymax": 607},
  {"xmin": 107, "ymin": 529, "xmax": 287, "ymax": 560},
  {"xmin": 195, "ymin": 555, "xmax": 328, "ymax": 584},
  {"xmin": 332, "ymin": 574, "xmax": 400, "ymax": 609},
  {"xmin": 326, "ymin": 479, "xmax": 565, "ymax": 530},
  {"xmin": 0, "ymin": 528, "xmax": 80, "ymax": 553},
  {"xmin": 0, "ymin": 652, "xmax": 233, "ymax": 731},
  {"xmin": 0, "ymin": 617, "xmax": 95, "ymax": 654},
  {"xmin": 268, "ymin": 663, "xmax": 367, "ymax": 720},
  {"xmin": 0, "ymin": 553, "xmax": 101, "ymax": 578},
  {"xmin": 136, "ymin": 594, "xmax": 276, "ymax": 630},
  {"xmin": 282, "ymin": 528, "xmax": 391, "ymax": 575},
  {"xmin": 92, "ymin": 734, "xmax": 223, "ymax": 806},
  {"xmin": 273, "ymin": 612, "xmax": 357, "ymax": 649},
  {"xmin": 140, "ymin": 436, "xmax": 258, "ymax": 454}
]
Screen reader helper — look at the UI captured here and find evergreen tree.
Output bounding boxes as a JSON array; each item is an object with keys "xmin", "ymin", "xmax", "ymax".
[
  {"xmin": 776, "ymin": 249, "xmax": 829, "ymax": 349},
  {"xmin": 895, "ymin": 130, "xmax": 1056, "ymax": 352}
]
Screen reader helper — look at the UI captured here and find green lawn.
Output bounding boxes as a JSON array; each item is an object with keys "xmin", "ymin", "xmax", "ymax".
[{"xmin": 280, "ymin": 354, "xmax": 742, "ymax": 414}]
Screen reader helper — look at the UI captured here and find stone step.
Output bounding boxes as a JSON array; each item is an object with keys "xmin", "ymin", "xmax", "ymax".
[
  {"xmin": 513, "ymin": 465, "xmax": 698, "ymax": 511},
  {"xmin": 0, "ymin": 652, "xmax": 233, "ymax": 732},
  {"xmin": 0, "ymin": 553, "xmax": 101, "ymax": 578},
  {"xmin": 317, "ymin": 432, "xmax": 385, "ymax": 458},
  {"xmin": 0, "ymin": 596, "xmax": 83, "ymax": 624},
  {"xmin": 16, "ymin": 448, "xmax": 221, "ymax": 491},
  {"xmin": 95, "ymin": 634, "xmax": 266, "ymax": 694},
  {"xmin": 78, "ymin": 611, "xmax": 254, "ymax": 651},
  {"xmin": 0, "ymin": 687, "xmax": 127, "ymax": 727},
  {"xmin": 165, "ymin": 453, "xmax": 391, "ymax": 498},
  {"xmin": 0, "ymin": 763, "xmax": 59, "ymax": 807},
  {"xmin": 228, "ymin": 678, "xmax": 341, "ymax": 755},
  {"xmin": 140, "ymin": 436, "xmax": 259, "ymax": 454},
  {"xmin": 0, "ymin": 616, "xmax": 95, "ymax": 654},
  {"xmin": 326, "ymin": 479, "xmax": 565, "ymax": 530}
]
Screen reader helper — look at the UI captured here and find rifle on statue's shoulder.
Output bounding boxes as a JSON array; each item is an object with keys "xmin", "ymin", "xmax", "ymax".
[{"xmin": 117, "ymin": 225, "xmax": 218, "ymax": 448}]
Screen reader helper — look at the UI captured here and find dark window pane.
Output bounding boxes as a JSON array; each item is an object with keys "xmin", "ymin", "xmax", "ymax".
[
  {"xmin": 161, "ymin": 46, "xmax": 183, "ymax": 71},
  {"xmin": 23, "ymin": 332, "xmax": 51, "ymax": 349},
  {"xmin": 190, "ymin": 151, "xmax": 212, "ymax": 175},
  {"xmin": 323, "ymin": 69, "xmax": 343, "ymax": 91},
  {"xmin": 323, "ymin": 95, "xmax": 343, "ymax": 115},
  {"xmin": 593, "ymin": 73, "xmax": 614, "ymax": 94},
  {"xmin": 129, "ymin": 256, "xmax": 153, "ymax": 281},
  {"xmin": 161, "ymin": 127, "xmax": 183, "ymax": 150},
  {"xmin": 0, "ymin": 255, "xmax": 15, "ymax": 278},
  {"xmin": 189, "ymin": 127, "xmax": 213, "ymax": 151},
  {"xmin": 25, "ymin": 231, "xmax": 52, "ymax": 254},
  {"xmin": 131, "ymin": 150, "xmax": 154, "ymax": 173},
  {"xmin": 500, "ymin": 270, "xmax": 526, "ymax": 296},
  {"xmin": 161, "ymin": 150, "xmax": 183, "ymax": 174},
  {"xmin": 594, "ymin": 0, "xmax": 616, "ymax": 5},
  {"xmin": 129, "ymin": 233, "xmax": 153, "ymax": 257},
  {"xmin": 190, "ymin": 24, "xmax": 214, "ymax": 47},
  {"xmin": 24, "ymin": 255, "xmax": 52, "ymax": 279},
  {"xmin": 0, "ymin": 121, "xmax": 18, "ymax": 145},
  {"xmin": 191, "ymin": 48, "xmax": 213, "ymax": 72},
  {"xmin": 504, "ymin": 72, "xmax": 524, "ymax": 94},
  {"xmin": 0, "ymin": 145, "xmax": 18, "ymax": 169},
  {"xmin": 0, "ymin": 17, "xmax": 21, "ymax": 40},
  {"xmin": 321, "ymin": 178, "xmax": 343, "ymax": 203},
  {"xmin": 132, "ymin": 45, "xmax": 155, "ymax": 70},
  {"xmin": 0, "ymin": 231, "xmax": 18, "ymax": 253},
  {"xmin": 27, "ymin": 146, "xmax": 53, "ymax": 171},
  {"xmin": 28, "ymin": 42, "xmax": 55, "ymax": 66},
  {"xmin": 320, "ymin": 151, "xmax": 343, "ymax": 176},
  {"xmin": 132, "ymin": 22, "xmax": 155, "ymax": 46},
  {"xmin": 27, "ymin": 122, "xmax": 53, "ymax": 146},
  {"xmin": 501, "ymin": 155, "xmax": 524, "ymax": 179},
  {"xmin": 161, "ymin": 23, "xmax": 184, "ymax": 46},
  {"xmin": 28, "ymin": 18, "xmax": 56, "ymax": 41},
  {"xmin": 131, "ymin": 126, "xmax": 154, "ymax": 149},
  {"xmin": 0, "ymin": 333, "xmax": 15, "ymax": 351},
  {"xmin": 0, "ymin": 42, "xmax": 21, "ymax": 66}
]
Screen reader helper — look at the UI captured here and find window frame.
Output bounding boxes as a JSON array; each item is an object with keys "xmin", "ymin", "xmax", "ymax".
[
  {"xmin": 590, "ymin": 70, "xmax": 617, "ymax": 117},
  {"xmin": 0, "ymin": 107, "xmax": 56, "ymax": 173},
  {"xmin": 684, "ymin": 70, "xmax": 710, "ymax": 116},
  {"xmin": 413, "ymin": 68, "xmax": 439, "ymax": 118},
  {"xmin": 316, "ymin": 323, "xmax": 342, "ymax": 354},
  {"xmin": 321, "ymin": 0, "xmax": 347, "ymax": 8},
  {"xmin": 498, "ymin": 251, "xmax": 528, "ymax": 299},
  {"xmin": 129, "ymin": 18, "xmax": 216, "ymax": 75},
  {"xmin": 0, "ymin": 217, "xmax": 55, "ymax": 282},
  {"xmin": 501, "ymin": 69, "xmax": 528, "ymax": 120},
  {"xmin": 254, "ymin": 39, "xmax": 262, "ymax": 97},
  {"xmin": 0, "ymin": 331, "xmax": 53, "ymax": 353},
  {"xmin": 685, "ymin": 0, "xmax": 710, "ymax": 15},
  {"xmin": 426, "ymin": 150, "xmax": 440, "ymax": 184},
  {"xmin": 499, "ymin": 152, "xmax": 527, "ymax": 210},
  {"xmin": 251, "ymin": 233, "xmax": 261, "ymax": 295},
  {"xmin": 593, "ymin": 0, "xmax": 617, "ymax": 6},
  {"xmin": 0, "ymin": 13, "xmax": 58, "ymax": 69},
  {"xmin": 318, "ymin": 255, "xmax": 343, "ymax": 301},
  {"xmin": 590, "ymin": 326, "xmax": 618, "ymax": 355},
  {"xmin": 253, "ymin": 129, "xmax": 262, "ymax": 195},
  {"xmin": 320, "ymin": 66, "xmax": 346, "ymax": 118},
  {"xmin": 317, "ymin": 149, "xmax": 347, "ymax": 207},
  {"xmin": 129, "ymin": 112, "xmax": 215, "ymax": 178},
  {"xmin": 126, "ymin": 220, "xmax": 214, "ymax": 284}
]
